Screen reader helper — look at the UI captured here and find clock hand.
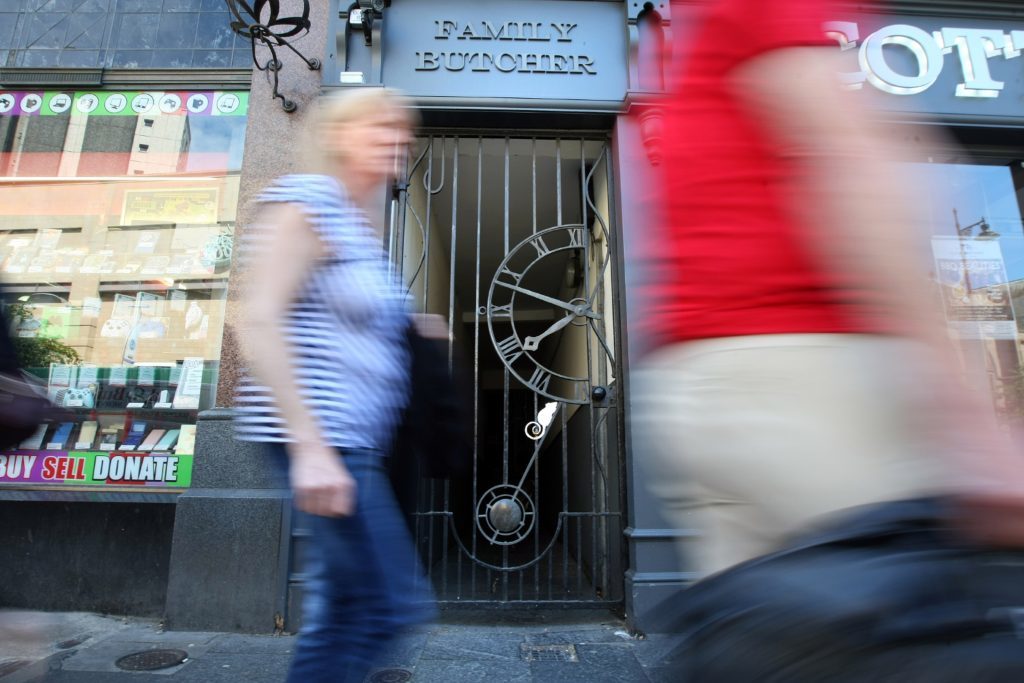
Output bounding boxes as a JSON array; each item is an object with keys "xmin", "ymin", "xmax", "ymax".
[
  {"xmin": 523, "ymin": 314, "xmax": 575, "ymax": 351},
  {"xmin": 494, "ymin": 281, "xmax": 600, "ymax": 319}
]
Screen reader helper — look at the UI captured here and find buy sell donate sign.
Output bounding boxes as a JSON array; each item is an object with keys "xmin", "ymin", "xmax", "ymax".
[{"xmin": 0, "ymin": 451, "xmax": 192, "ymax": 488}]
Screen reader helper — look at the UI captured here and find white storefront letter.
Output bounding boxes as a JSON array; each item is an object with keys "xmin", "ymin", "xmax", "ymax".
[
  {"xmin": 859, "ymin": 24, "xmax": 944, "ymax": 95},
  {"xmin": 938, "ymin": 28, "xmax": 1009, "ymax": 98},
  {"xmin": 824, "ymin": 21, "xmax": 867, "ymax": 89}
]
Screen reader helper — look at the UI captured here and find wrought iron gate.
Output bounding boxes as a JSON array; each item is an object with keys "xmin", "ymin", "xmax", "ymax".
[{"xmin": 391, "ymin": 135, "xmax": 625, "ymax": 605}]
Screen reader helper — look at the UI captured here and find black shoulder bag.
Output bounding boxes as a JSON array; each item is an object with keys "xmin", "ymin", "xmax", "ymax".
[{"xmin": 388, "ymin": 322, "xmax": 473, "ymax": 527}]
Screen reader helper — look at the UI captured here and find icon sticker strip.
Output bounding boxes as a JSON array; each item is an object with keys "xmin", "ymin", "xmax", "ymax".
[{"xmin": 0, "ymin": 91, "xmax": 249, "ymax": 117}]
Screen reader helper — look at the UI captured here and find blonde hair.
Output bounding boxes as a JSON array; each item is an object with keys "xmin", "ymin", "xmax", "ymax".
[{"xmin": 297, "ymin": 88, "xmax": 418, "ymax": 175}]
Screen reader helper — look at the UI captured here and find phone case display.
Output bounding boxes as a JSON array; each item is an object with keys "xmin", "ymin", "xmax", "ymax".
[
  {"xmin": 0, "ymin": 359, "xmax": 203, "ymax": 488},
  {"xmin": 137, "ymin": 429, "xmax": 167, "ymax": 452},
  {"xmin": 118, "ymin": 422, "xmax": 149, "ymax": 451},
  {"xmin": 0, "ymin": 90, "xmax": 247, "ymax": 491},
  {"xmin": 0, "ymin": 361, "xmax": 206, "ymax": 490},
  {"xmin": 19, "ymin": 424, "xmax": 48, "ymax": 450},
  {"xmin": 76, "ymin": 421, "xmax": 99, "ymax": 450},
  {"xmin": 98, "ymin": 428, "xmax": 121, "ymax": 451},
  {"xmin": 176, "ymin": 425, "xmax": 197, "ymax": 456},
  {"xmin": 154, "ymin": 429, "xmax": 180, "ymax": 452},
  {"xmin": 45, "ymin": 422, "xmax": 75, "ymax": 450}
]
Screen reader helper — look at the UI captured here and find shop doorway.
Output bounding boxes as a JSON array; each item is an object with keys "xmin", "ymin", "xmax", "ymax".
[{"xmin": 392, "ymin": 134, "xmax": 625, "ymax": 605}]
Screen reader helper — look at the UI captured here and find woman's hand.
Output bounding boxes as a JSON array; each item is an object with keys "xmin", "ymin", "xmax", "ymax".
[{"xmin": 287, "ymin": 442, "xmax": 357, "ymax": 517}]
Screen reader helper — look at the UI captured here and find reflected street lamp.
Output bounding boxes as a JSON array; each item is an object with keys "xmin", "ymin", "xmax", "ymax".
[
  {"xmin": 952, "ymin": 208, "xmax": 1001, "ymax": 301},
  {"xmin": 954, "ymin": 208, "xmax": 1000, "ymax": 240}
]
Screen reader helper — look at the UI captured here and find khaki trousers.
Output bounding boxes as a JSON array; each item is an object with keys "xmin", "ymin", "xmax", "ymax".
[{"xmin": 633, "ymin": 334, "xmax": 954, "ymax": 578}]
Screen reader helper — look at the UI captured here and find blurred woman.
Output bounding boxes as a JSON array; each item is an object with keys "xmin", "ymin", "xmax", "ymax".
[{"xmin": 235, "ymin": 88, "xmax": 433, "ymax": 683}]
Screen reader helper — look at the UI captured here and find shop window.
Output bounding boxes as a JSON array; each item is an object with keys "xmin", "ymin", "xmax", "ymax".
[
  {"xmin": 915, "ymin": 159, "xmax": 1024, "ymax": 428},
  {"xmin": 0, "ymin": 90, "xmax": 248, "ymax": 491}
]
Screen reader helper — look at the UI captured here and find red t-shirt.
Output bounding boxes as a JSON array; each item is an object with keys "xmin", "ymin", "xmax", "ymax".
[{"xmin": 643, "ymin": 0, "xmax": 886, "ymax": 347}]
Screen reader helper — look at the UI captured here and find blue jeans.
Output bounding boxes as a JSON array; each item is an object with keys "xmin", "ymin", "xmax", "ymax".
[{"xmin": 268, "ymin": 444, "xmax": 435, "ymax": 683}]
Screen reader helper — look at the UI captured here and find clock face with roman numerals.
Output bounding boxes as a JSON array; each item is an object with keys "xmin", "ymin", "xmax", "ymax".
[{"xmin": 486, "ymin": 224, "xmax": 595, "ymax": 405}]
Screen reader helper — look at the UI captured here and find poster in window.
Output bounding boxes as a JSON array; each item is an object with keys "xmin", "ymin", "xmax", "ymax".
[{"xmin": 931, "ymin": 237, "xmax": 1017, "ymax": 340}]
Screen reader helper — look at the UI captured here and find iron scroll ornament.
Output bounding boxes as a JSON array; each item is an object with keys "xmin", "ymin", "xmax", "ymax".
[
  {"xmin": 486, "ymin": 224, "xmax": 604, "ymax": 405},
  {"xmin": 224, "ymin": 0, "xmax": 321, "ymax": 112}
]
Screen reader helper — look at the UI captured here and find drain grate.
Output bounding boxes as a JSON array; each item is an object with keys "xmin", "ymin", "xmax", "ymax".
[
  {"xmin": 367, "ymin": 669, "xmax": 413, "ymax": 683},
  {"xmin": 115, "ymin": 648, "xmax": 189, "ymax": 671},
  {"xmin": 520, "ymin": 643, "xmax": 579, "ymax": 663}
]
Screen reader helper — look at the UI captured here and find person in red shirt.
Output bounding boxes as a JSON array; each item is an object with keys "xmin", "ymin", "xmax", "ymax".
[{"xmin": 634, "ymin": 0, "xmax": 1024, "ymax": 577}]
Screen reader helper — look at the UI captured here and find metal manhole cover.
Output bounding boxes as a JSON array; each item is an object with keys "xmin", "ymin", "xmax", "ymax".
[
  {"xmin": 367, "ymin": 669, "xmax": 413, "ymax": 683},
  {"xmin": 520, "ymin": 643, "xmax": 579, "ymax": 662},
  {"xmin": 115, "ymin": 649, "xmax": 189, "ymax": 671}
]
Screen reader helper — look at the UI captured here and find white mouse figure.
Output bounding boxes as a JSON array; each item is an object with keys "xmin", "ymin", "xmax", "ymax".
[{"xmin": 525, "ymin": 401, "xmax": 560, "ymax": 441}]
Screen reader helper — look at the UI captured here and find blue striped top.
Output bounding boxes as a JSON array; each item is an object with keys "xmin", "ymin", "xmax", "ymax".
[{"xmin": 234, "ymin": 174, "xmax": 410, "ymax": 452}]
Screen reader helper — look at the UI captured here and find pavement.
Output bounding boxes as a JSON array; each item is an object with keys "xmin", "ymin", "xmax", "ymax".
[{"xmin": 0, "ymin": 610, "xmax": 682, "ymax": 682}]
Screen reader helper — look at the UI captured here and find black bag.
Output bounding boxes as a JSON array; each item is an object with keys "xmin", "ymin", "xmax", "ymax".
[
  {"xmin": 661, "ymin": 498, "xmax": 1024, "ymax": 682},
  {"xmin": 388, "ymin": 322, "xmax": 473, "ymax": 527}
]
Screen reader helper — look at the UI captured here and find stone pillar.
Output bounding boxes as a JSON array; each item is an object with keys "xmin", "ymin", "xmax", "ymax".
[
  {"xmin": 612, "ymin": 97, "xmax": 699, "ymax": 634},
  {"xmin": 164, "ymin": 409, "xmax": 291, "ymax": 633},
  {"xmin": 163, "ymin": 1, "xmax": 332, "ymax": 634}
]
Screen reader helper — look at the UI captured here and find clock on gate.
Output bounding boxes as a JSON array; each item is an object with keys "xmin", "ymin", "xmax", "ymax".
[{"xmin": 485, "ymin": 224, "xmax": 598, "ymax": 405}]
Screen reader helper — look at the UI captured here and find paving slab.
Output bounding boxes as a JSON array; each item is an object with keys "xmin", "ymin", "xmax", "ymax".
[
  {"xmin": 420, "ymin": 630, "xmax": 525, "ymax": 662},
  {"xmin": 163, "ymin": 653, "xmax": 290, "ymax": 683},
  {"xmin": 525, "ymin": 627, "xmax": 634, "ymax": 646},
  {"xmin": 35, "ymin": 672, "xmax": 168, "ymax": 683},
  {"xmin": 629, "ymin": 633, "xmax": 687, "ymax": 669},
  {"xmin": 10, "ymin": 609, "xmax": 681, "ymax": 683},
  {"xmin": 206, "ymin": 635, "xmax": 295, "ymax": 656},
  {"xmin": 116, "ymin": 632, "xmax": 221, "ymax": 646},
  {"xmin": 0, "ymin": 612, "xmax": 144, "ymax": 683},
  {"xmin": 576, "ymin": 642, "xmax": 650, "ymax": 679},
  {"xmin": 530, "ymin": 661, "xmax": 648, "ymax": 683},
  {"xmin": 643, "ymin": 666, "xmax": 682, "ymax": 683},
  {"xmin": 413, "ymin": 658, "xmax": 533, "ymax": 683},
  {"xmin": 376, "ymin": 631, "xmax": 429, "ymax": 668}
]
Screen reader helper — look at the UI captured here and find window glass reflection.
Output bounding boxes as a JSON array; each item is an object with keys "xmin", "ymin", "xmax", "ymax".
[
  {"xmin": 915, "ymin": 160, "xmax": 1024, "ymax": 427},
  {"xmin": 0, "ymin": 90, "xmax": 246, "ymax": 481}
]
